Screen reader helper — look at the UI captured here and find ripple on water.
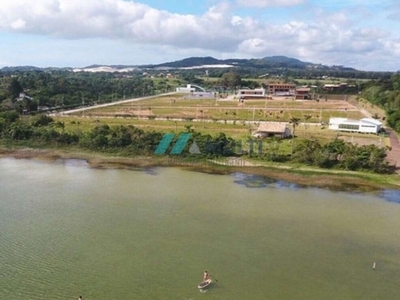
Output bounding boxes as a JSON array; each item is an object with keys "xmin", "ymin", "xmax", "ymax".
[
  {"xmin": 379, "ymin": 189, "xmax": 400, "ymax": 203},
  {"xmin": 232, "ymin": 172, "xmax": 300, "ymax": 189},
  {"xmin": 55, "ymin": 158, "xmax": 89, "ymax": 167}
]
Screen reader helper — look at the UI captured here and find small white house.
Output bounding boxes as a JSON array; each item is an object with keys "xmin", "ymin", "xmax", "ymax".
[
  {"xmin": 16, "ymin": 93, "xmax": 33, "ymax": 102},
  {"xmin": 329, "ymin": 118, "xmax": 382, "ymax": 134},
  {"xmin": 176, "ymin": 84, "xmax": 196, "ymax": 93}
]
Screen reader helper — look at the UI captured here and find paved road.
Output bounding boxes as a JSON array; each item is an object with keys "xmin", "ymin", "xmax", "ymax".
[{"xmin": 50, "ymin": 92, "xmax": 177, "ymax": 116}]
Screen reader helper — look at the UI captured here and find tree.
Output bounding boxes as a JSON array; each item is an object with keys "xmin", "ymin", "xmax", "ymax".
[
  {"xmin": 289, "ymin": 116, "xmax": 301, "ymax": 155},
  {"xmin": 303, "ymin": 114, "xmax": 312, "ymax": 129},
  {"xmin": 289, "ymin": 117, "xmax": 301, "ymax": 137},
  {"xmin": 292, "ymin": 138, "xmax": 322, "ymax": 165},
  {"xmin": 0, "ymin": 110, "xmax": 20, "ymax": 123},
  {"xmin": 266, "ymin": 136, "xmax": 282, "ymax": 161},
  {"xmin": 31, "ymin": 114, "xmax": 54, "ymax": 127},
  {"xmin": 184, "ymin": 125, "xmax": 194, "ymax": 133},
  {"xmin": 8, "ymin": 78, "xmax": 23, "ymax": 99},
  {"xmin": 220, "ymin": 72, "xmax": 241, "ymax": 91}
]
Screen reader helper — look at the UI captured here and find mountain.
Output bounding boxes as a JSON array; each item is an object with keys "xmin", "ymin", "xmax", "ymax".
[
  {"xmin": 0, "ymin": 56, "xmax": 359, "ymax": 72},
  {"xmin": 0, "ymin": 66, "xmax": 43, "ymax": 72},
  {"xmin": 72, "ymin": 65, "xmax": 139, "ymax": 73},
  {"xmin": 143, "ymin": 55, "xmax": 339, "ymax": 70},
  {"xmin": 151, "ymin": 56, "xmax": 221, "ymax": 68},
  {"xmin": 262, "ymin": 56, "xmax": 311, "ymax": 67},
  {"xmin": 0, "ymin": 66, "xmax": 72, "ymax": 72}
]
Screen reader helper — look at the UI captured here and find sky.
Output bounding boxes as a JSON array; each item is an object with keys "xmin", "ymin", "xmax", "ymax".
[{"xmin": 0, "ymin": 0, "xmax": 399, "ymax": 71}]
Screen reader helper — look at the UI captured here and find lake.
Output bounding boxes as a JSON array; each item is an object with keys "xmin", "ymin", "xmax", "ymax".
[{"xmin": 1, "ymin": 157, "xmax": 399, "ymax": 300}]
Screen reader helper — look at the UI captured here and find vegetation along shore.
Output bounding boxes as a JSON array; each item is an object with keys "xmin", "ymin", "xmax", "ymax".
[{"xmin": 1, "ymin": 67, "xmax": 399, "ymax": 193}]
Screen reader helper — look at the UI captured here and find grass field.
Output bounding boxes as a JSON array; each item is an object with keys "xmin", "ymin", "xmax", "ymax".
[
  {"xmin": 55, "ymin": 92, "xmax": 387, "ymax": 157},
  {"xmin": 68, "ymin": 94, "xmax": 365, "ymax": 124}
]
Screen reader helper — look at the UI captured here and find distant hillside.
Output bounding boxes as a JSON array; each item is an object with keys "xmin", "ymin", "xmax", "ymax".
[
  {"xmin": 0, "ymin": 66, "xmax": 43, "ymax": 72},
  {"xmin": 0, "ymin": 66, "xmax": 72, "ymax": 72},
  {"xmin": 143, "ymin": 56, "xmax": 355, "ymax": 71},
  {"xmin": 0, "ymin": 55, "xmax": 360, "ymax": 72},
  {"xmin": 144, "ymin": 56, "xmax": 222, "ymax": 68},
  {"xmin": 262, "ymin": 56, "xmax": 311, "ymax": 67}
]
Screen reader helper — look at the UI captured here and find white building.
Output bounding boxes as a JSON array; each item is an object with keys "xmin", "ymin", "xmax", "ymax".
[
  {"xmin": 16, "ymin": 92, "xmax": 33, "ymax": 102},
  {"xmin": 328, "ymin": 118, "xmax": 382, "ymax": 134},
  {"xmin": 184, "ymin": 92, "xmax": 216, "ymax": 99},
  {"xmin": 237, "ymin": 88, "xmax": 266, "ymax": 99},
  {"xmin": 176, "ymin": 84, "xmax": 196, "ymax": 93}
]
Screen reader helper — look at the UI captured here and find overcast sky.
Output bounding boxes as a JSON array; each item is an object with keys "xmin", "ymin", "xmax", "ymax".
[{"xmin": 0, "ymin": 0, "xmax": 399, "ymax": 71}]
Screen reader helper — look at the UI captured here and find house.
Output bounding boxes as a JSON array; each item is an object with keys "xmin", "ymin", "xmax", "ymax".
[
  {"xmin": 176, "ymin": 84, "xmax": 196, "ymax": 93},
  {"xmin": 253, "ymin": 122, "xmax": 291, "ymax": 138},
  {"xmin": 184, "ymin": 92, "xmax": 216, "ymax": 99},
  {"xmin": 268, "ymin": 83, "xmax": 296, "ymax": 96},
  {"xmin": 16, "ymin": 92, "xmax": 33, "ymax": 102},
  {"xmin": 237, "ymin": 88, "xmax": 266, "ymax": 99},
  {"xmin": 323, "ymin": 83, "xmax": 347, "ymax": 91},
  {"xmin": 328, "ymin": 118, "xmax": 382, "ymax": 134},
  {"xmin": 176, "ymin": 84, "xmax": 207, "ymax": 93},
  {"xmin": 295, "ymin": 87, "xmax": 311, "ymax": 100}
]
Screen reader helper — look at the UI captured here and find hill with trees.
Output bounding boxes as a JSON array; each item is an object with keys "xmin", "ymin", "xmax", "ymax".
[
  {"xmin": 361, "ymin": 74, "xmax": 400, "ymax": 133},
  {"xmin": 1, "ymin": 55, "xmax": 394, "ymax": 80}
]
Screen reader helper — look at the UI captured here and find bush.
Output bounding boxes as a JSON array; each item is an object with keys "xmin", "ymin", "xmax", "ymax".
[
  {"xmin": 31, "ymin": 114, "xmax": 54, "ymax": 127},
  {"xmin": 0, "ymin": 110, "xmax": 20, "ymax": 123}
]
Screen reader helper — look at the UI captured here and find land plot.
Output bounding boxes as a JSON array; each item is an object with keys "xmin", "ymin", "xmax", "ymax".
[{"xmin": 77, "ymin": 95, "xmax": 363, "ymax": 123}]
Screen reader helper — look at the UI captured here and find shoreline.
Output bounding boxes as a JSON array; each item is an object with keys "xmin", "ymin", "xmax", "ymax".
[{"xmin": 1, "ymin": 147, "xmax": 399, "ymax": 193}]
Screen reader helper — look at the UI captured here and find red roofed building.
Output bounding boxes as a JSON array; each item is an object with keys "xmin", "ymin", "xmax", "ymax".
[{"xmin": 295, "ymin": 87, "xmax": 311, "ymax": 100}]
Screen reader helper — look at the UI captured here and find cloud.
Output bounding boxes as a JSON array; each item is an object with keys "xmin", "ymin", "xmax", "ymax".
[
  {"xmin": 0, "ymin": 0, "xmax": 254, "ymax": 52},
  {"xmin": 236, "ymin": 0, "xmax": 305, "ymax": 7},
  {"xmin": 387, "ymin": 2, "xmax": 400, "ymax": 21},
  {"xmin": 0, "ymin": 0, "xmax": 399, "ymax": 70},
  {"xmin": 10, "ymin": 19, "xmax": 26, "ymax": 30}
]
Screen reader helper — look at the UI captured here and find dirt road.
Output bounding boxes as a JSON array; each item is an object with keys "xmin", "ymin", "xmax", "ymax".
[
  {"xmin": 353, "ymin": 104, "xmax": 400, "ymax": 173},
  {"xmin": 386, "ymin": 129, "xmax": 400, "ymax": 173}
]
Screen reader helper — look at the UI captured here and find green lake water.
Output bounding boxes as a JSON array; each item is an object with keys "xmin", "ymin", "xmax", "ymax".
[{"xmin": 0, "ymin": 158, "xmax": 400, "ymax": 300}]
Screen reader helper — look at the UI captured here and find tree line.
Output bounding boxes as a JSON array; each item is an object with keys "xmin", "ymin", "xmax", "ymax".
[
  {"xmin": 361, "ymin": 74, "xmax": 400, "ymax": 133},
  {"xmin": 0, "ymin": 112, "xmax": 393, "ymax": 174},
  {"xmin": 1, "ymin": 68, "xmax": 397, "ymax": 115},
  {"xmin": 0, "ymin": 71, "xmax": 157, "ymax": 113},
  {"xmin": 291, "ymin": 138, "xmax": 391, "ymax": 174}
]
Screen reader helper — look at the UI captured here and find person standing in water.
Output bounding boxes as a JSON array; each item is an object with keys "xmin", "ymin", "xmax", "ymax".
[{"xmin": 203, "ymin": 271, "xmax": 210, "ymax": 281}]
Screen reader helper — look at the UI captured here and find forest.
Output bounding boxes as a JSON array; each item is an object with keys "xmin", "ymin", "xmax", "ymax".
[{"xmin": 0, "ymin": 71, "xmax": 160, "ymax": 113}]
